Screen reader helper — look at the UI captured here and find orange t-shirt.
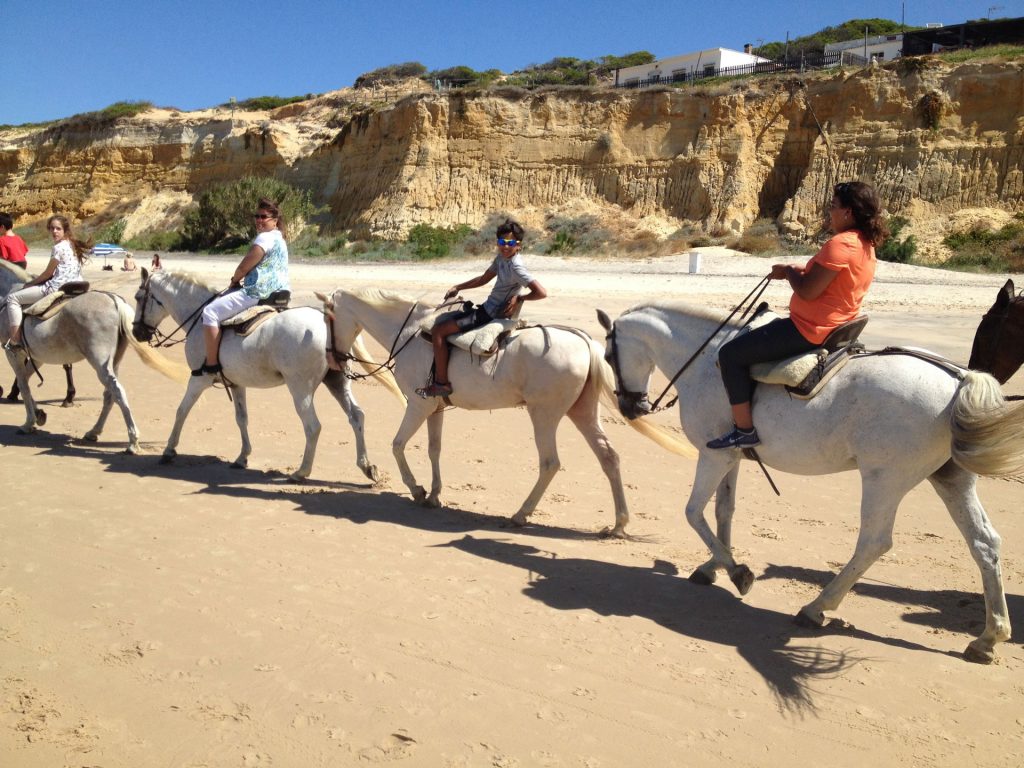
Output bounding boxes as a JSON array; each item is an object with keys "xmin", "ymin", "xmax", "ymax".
[{"xmin": 789, "ymin": 230, "xmax": 876, "ymax": 345}]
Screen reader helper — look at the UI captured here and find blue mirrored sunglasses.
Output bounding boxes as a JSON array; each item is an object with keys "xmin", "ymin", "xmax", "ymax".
[{"xmin": 496, "ymin": 238, "xmax": 520, "ymax": 247}]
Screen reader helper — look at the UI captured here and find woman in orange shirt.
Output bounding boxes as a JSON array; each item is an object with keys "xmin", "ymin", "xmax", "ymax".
[{"xmin": 708, "ymin": 181, "xmax": 889, "ymax": 449}]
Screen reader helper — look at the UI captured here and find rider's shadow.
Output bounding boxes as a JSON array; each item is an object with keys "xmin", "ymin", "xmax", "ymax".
[
  {"xmin": 437, "ymin": 534, "xmax": 943, "ymax": 714},
  {"xmin": 761, "ymin": 563, "xmax": 1024, "ymax": 646}
]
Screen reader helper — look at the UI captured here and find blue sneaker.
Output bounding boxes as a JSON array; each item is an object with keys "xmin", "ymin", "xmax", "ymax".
[{"xmin": 706, "ymin": 426, "xmax": 760, "ymax": 449}]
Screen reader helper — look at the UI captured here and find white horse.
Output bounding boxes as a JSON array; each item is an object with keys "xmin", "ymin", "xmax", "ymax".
[
  {"xmin": 132, "ymin": 269, "xmax": 399, "ymax": 482},
  {"xmin": 597, "ymin": 300, "xmax": 1024, "ymax": 663},
  {"xmin": 318, "ymin": 287, "xmax": 691, "ymax": 537},
  {"xmin": 0, "ymin": 261, "xmax": 187, "ymax": 452}
]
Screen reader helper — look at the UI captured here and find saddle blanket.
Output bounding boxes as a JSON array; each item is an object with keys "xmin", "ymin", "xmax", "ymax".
[
  {"xmin": 221, "ymin": 305, "xmax": 279, "ymax": 337},
  {"xmin": 741, "ymin": 310, "xmax": 859, "ymax": 400},
  {"xmin": 24, "ymin": 283, "xmax": 90, "ymax": 320},
  {"xmin": 420, "ymin": 309, "xmax": 522, "ymax": 357}
]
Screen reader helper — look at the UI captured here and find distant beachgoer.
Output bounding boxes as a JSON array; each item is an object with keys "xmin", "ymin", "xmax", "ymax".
[
  {"xmin": 4, "ymin": 215, "xmax": 89, "ymax": 349},
  {"xmin": 121, "ymin": 253, "xmax": 137, "ymax": 272},
  {"xmin": 151, "ymin": 253, "xmax": 162, "ymax": 270},
  {"xmin": 0, "ymin": 212, "xmax": 29, "ymax": 270}
]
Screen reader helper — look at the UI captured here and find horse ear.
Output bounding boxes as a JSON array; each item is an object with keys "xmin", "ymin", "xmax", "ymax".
[
  {"xmin": 996, "ymin": 279, "xmax": 1014, "ymax": 308},
  {"xmin": 314, "ymin": 291, "xmax": 330, "ymax": 305},
  {"xmin": 141, "ymin": 267, "xmax": 149, "ymax": 281},
  {"xmin": 596, "ymin": 309, "xmax": 612, "ymax": 332}
]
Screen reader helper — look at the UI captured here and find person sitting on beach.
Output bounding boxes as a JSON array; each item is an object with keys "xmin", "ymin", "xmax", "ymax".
[
  {"xmin": 0, "ymin": 212, "xmax": 29, "ymax": 270},
  {"xmin": 121, "ymin": 253, "xmax": 137, "ymax": 272},
  {"xmin": 417, "ymin": 218, "xmax": 546, "ymax": 398},
  {"xmin": 4, "ymin": 215, "xmax": 88, "ymax": 349},
  {"xmin": 193, "ymin": 198, "xmax": 289, "ymax": 377},
  {"xmin": 150, "ymin": 253, "xmax": 162, "ymax": 270}
]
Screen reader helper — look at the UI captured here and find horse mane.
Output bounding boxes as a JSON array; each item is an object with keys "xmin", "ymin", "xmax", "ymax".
[
  {"xmin": 156, "ymin": 270, "xmax": 218, "ymax": 294},
  {"xmin": 623, "ymin": 299, "xmax": 741, "ymax": 329},
  {"xmin": 347, "ymin": 286, "xmax": 418, "ymax": 307},
  {"xmin": 0, "ymin": 258, "xmax": 31, "ymax": 282}
]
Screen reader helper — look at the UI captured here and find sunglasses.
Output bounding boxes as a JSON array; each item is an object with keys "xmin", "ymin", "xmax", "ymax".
[
  {"xmin": 252, "ymin": 213, "xmax": 274, "ymax": 220},
  {"xmin": 496, "ymin": 238, "xmax": 520, "ymax": 247}
]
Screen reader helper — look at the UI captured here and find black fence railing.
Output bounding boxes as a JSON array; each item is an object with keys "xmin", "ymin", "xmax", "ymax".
[{"xmin": 616, "ymin": 50, "xmax": 868, "ymax": 89}]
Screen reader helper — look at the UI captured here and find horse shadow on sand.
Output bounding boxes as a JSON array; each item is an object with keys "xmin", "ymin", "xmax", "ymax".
[
  {"xmin": 4, "ymin": 427, "xmax": 995, "ymax": 714},
  {"xmin": 761, "ymin": 563, "xmax": 1024, "ymax": 647}
]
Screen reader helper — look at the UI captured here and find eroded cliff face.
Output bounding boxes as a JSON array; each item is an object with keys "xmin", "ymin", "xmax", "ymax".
[{"xmin": 2, "ymin": 57, "xmax": 1022, "ymax": 249}]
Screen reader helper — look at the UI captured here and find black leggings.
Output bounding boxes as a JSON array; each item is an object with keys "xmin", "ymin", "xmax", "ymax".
[{"xmin": 717, "ymin": 317, "xmax": 817, "ymax": 405}]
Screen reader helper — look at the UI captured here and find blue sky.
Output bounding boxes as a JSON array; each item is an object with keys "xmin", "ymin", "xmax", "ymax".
[{"xmin": 4, "ymin": 0, "xmax": 1016, "ymax": 125}]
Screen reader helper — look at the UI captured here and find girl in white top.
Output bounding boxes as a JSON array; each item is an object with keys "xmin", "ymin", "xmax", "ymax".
[{"xmin": 5, "ymin": 215, "xmax": 87, "ymax": 349}]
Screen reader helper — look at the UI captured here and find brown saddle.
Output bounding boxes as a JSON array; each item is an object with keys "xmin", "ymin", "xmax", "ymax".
[{"xmin": 221, "ymin": 291, "xmax": 292, "ymax": 337}]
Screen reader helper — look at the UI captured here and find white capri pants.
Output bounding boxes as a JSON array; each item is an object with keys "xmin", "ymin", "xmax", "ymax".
[
  {"xmin": 201, "ymin": 289, "xmax": 259, "ymax": 327},
  {"xmin": 6, "ymin": 284, "xmax": 49, "ymax": 332}
]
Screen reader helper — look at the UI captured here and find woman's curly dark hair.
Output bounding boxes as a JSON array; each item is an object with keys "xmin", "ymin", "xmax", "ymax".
[{"xmin": 834, "ymin": 181, "xmax": 889, "ymax": 247}]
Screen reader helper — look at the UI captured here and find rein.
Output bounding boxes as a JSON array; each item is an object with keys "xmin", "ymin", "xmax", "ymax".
[
  {"xmin": 608, "ymin": 276, "xmax": 774, "ymax": 414},
  {"xmin": 325, "ymin": 299, "xmax": 422, "ymax": 380},
  {"xmin": 138, "ymin": 278, "xmax": 217, "ymax": 348}
]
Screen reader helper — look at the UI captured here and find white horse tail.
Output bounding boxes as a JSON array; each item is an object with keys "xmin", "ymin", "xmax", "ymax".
[
  {"xmin": 587, "ymin": 338, "xmax": 697, "ymax": 458},
  {"xmin": 116, "ymin": 297, "xmax": 191, "ymax": 383},
  {"xmin": 351, "ymin": 334, "xmax": 406, "ymax": 403},
  {"xmin": 950, "ymin": 370, "xmax": 1024, "ymax": 477}
]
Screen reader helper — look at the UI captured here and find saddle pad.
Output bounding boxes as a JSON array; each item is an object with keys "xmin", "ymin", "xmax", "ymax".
[
  {"xmin": 751, "ymin": 350, "xmax": 824, "ymax": 385},
  {"xmin": 222, "ymin": 305, "xmax": 278, "ymax": 337},
  {"xmin": 25, "ymin": 291, "xmax": 72, "ymax": 320},
  {"xmin": 449, "ymin": 318, "xmax": 521, "ymax": 357}
]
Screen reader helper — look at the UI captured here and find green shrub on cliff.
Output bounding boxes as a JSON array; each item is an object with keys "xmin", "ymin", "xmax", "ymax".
[
  {"xmin": 180, "ymin": 177, "xmax": 321, "ymax": 251},
  {"xmin": 406, "ymin": 223, "xmax": 473, "ymax": 260},
  {"xmin": 877, "ymin": 216, "xmax": 917, "ymax": 263},
  {"xmin": 943, "ymin": 214, "xmax": 1024, "ymax": 272}
]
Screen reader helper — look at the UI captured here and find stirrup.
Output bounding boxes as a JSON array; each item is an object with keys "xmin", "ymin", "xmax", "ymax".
[
  {"xmin": 191, "ymin": 362, "xmax": 223, "ymax": 377},
  {"xmin": 416, "ymin": 381, "xmax": 453, "ymax": 399}
]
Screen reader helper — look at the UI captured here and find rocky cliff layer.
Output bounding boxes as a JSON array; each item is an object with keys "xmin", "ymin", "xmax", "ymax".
[{"xmin": 2, "ymin": 57, "xmax": 1022, "ymax": 251}]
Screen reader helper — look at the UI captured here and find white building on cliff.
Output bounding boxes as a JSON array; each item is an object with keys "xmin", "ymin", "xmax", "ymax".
[{"xmin": 615, "ymin": 45, "xmax": 771, "ymax": 87}]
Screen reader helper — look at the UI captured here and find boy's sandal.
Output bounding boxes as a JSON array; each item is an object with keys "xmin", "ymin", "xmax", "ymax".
[{"xmin": 415, "ymin": 381, "xmax": 453, "ymax": 398}]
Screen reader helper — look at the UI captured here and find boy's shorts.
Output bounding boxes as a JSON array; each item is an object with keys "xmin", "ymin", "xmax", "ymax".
[{"xmin": 453, "ymin": 306, "xmax": 493, "ymax": 331}]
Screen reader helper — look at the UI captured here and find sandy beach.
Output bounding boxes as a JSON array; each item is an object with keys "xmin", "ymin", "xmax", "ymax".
[{"xmin": 1, "ymin": 248, "xmax": 1022, "ymax": 767}]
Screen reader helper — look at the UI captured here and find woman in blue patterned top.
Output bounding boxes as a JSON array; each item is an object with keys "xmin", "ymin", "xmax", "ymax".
[{"xmin": 194, "ymin": 197, "xmax": 290, "ymax": 376}]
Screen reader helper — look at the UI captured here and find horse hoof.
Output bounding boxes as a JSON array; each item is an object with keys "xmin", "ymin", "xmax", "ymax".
[
  {"xmin": 423, "ymin": 495, "xmax": 442, "ymax": 509},
  {"xmin": 688, "ymin": 569, "xmax": 716, "ymax": 586},
  {"xmin": 288, "ymin": 473, "xmax": 307, "ymax": 483},
  {"xmin": 599, "ymin": 526, "xmax": 629, "ymax": 539},
  {"xmin": 729, "ymin": 564, "xmax": 755, "ymax": 595},
  {"xmin": 61, "ymin": 400, "xmax": 74, "ymax": 408},
  {"xmin": 17, "ymin": 425, "xmax": 37, "ymax": 435},
  {"xmin": 36, "ymin": 409, "xmax": 47, "ymax": 426},
  {"xmin": 793, "ymin": 610, "xmax": 825, "ymax": 629},
  {"xmin": 963, "ymin": 642, "xmax": 996, "ymax": 665},
  {"xmin": 83, "ymin": 432, "xmax": 99, "ymax": 443},
  {"xmin": 230, "ymin": 462, "xmax": 246, "ymax": 470},
  {"xmin": 124, "ymin": 444, "xmax": 141, "ymax": 455},
  {"xmin": 159, "ymin": 453, "xmax": 176, "ymax": 465},
  {"xmin": 363, "ymin": 464, "xmax": 382, "ymax": 483}
]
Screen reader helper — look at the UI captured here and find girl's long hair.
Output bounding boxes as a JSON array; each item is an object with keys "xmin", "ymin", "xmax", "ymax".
[{"xmin": 47, "ymin": 215, "xmax": 91, "ymax": 264}]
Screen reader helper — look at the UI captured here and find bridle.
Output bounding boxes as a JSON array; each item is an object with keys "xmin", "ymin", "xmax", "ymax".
[
  {"xmin": 134, "ymin": 276, "xmax": 214, "ymax": 348},
  {"xmin": 604, "ymin": 276, "xmax": 775, "ymax": 416}
]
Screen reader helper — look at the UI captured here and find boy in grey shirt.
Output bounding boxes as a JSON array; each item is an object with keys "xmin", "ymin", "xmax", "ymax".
[{"xmin": 417, "ymin": 219, "xmax": 547, "ymax": 398}]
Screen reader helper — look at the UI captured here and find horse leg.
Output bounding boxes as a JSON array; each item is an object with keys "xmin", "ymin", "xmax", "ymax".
[
  {"xmin": 322, "ymin": 369, "xmax": 381, "ymax": 484},
  {"xmin": 285, "ymin": 381, "xmax": 320, "ymax": 481},
  {"xmin": 421, "ymin": 410, "xmax": 444, "ymax": 507},
  {"xmin": 928, "ymin": 460, "xmax": 1009, "ymax": 664},
  {"xmin": 7, "ymin": 353, "xmax": 38, "ymax": 433},
  {"xmin": 85, "ymin": 361, "xmax": 141, "ymax": 453},
  {"xmin": 565, "ymin": 397, "xmax": 629, "ymax": 538},
  {"xmin": 61, "ymin": 364, "xmax": 75, "ymax": 407},
  {"xmin": 229, "ymin": 387, "xmax": 252, "ymax": 470},
  {"xmin": 391, "ymin": 403, "xmax": 435, "ymax": 504},
  {"xmin": 796, "ymin": 474, "xmax": 906, "ymax": 628},
  {"xmin": 161, "ymin": 378, "xmax": 213, "ymax": 464},
  {"xmin": 7, "ymin": 377, "xmax": 19, "ymax": 401},
  {"xmin": 684, "ymin": 458, "xmax": 750, "ymax": 592},
  {"xmin": 510, "ymin": 407, "xmax": 563, "ymax": 528},
  {"xmin": 691, "ymin": 465, "xmax": 741, "ymax": 585}
]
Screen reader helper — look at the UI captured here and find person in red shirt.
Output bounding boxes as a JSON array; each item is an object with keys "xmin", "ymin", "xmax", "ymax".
[
  {"xmin": 0, "ymin": 212, "xmax": 29, "ymax": 269},
  {"xmin": 707, "ymin": 181, "xmax": 889, "ymax": 449}
]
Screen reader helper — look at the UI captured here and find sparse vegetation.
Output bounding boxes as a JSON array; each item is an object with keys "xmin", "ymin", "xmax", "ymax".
[
  {"xmin": 937, "ymin": 44, "xmax": 1024, "ymax": 63},
  {"xmin": 180, "ymin": 176, "xmax": 321, "ymax": 251},
  {"xmin": 541, "ymin": 215, "xmax": 612, "ymax": 255},
  {"xmin": 65, "ymin": 101, "xmax": 154, "ymax": 127},
  {"xmin": 406, "ymin": 223, "xmax": 473, "ymax": 260},
  {"xmin": 355, "ymin": 62, "xmax": 428, "ymax": 88},
  {"xmin": 231, "ymin": 95, "xmax": 313, "ymax": 111},
  {"xmin": 93, "ymin": 218, "xmax": 127, "ymax": 245},
  {"xmin": 942, "ymin": 214, "xmax": 1024, "ymax": 272},
  {"xmin": 877, "ymin": 216, "xmax": 917, "ymax": 263},
  {"xmin": 735, "ymin": 219, "xmax": 783, "ymax": 255},
  {"xmin": 917, "ymin": 91, "xmax": 945, "ymax": 130},
  {"xmin": 123, "ymin": 230, "xmax": 185, "ymax": 252}
]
